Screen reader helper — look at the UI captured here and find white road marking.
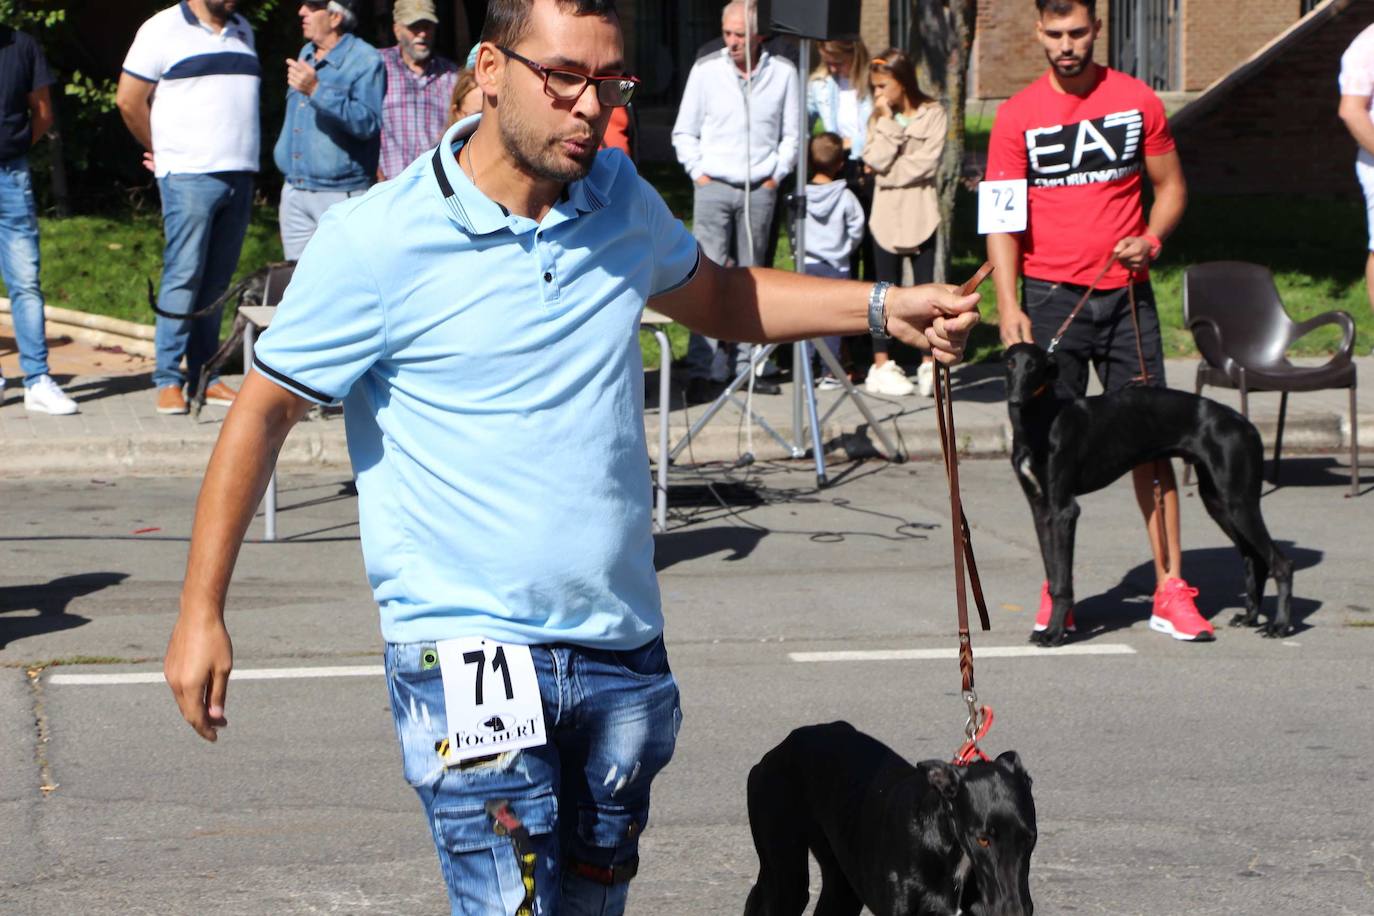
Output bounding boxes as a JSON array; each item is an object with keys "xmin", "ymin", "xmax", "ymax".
[
  {"xmin": 789, "ymin": 644, "xmax": 1137, "ymax": 663},
  {"xmin": 48, "ymin": 665, "xmax": 384, "ymax": 686}
]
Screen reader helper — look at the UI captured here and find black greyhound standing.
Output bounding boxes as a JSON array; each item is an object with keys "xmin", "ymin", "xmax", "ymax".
[{"xmin": 1004, "ymin": 342, "xmax": 1294, "ymax": 645}]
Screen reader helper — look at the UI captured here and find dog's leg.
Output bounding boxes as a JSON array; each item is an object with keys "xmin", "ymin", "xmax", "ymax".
[
  {"xmin": 744, "ymin": 757, "xmax": 812, "ymax": 916},
  {"xmin": 1194, "ymin": 469, "xmax": 1264, "ymax": 630},
  {"xmin": 1231, "ymin": 501, "xmax": 1294, "ymax": 638},
  {"xmin": 810, "ymin": 840, "xmax": 863, "ymax": 916},
  {"xmin": 1034, "ymin": 491, "xmax": 1080, "ymax": 647}
]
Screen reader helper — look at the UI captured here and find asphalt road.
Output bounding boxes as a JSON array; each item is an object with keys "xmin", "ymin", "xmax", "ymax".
[{"xmin": 2, "ymin": 455, "xmax": 1372, "ymax": 915}]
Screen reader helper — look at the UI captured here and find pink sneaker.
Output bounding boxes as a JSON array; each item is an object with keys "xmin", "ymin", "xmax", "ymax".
[
  {"xmin": 1032, "ymin": 580, "xmax": 1076, "ymax": 633},
  {"xmin": 1149, "ymin": 578, "xmax": 1215, "ymax": 641}
]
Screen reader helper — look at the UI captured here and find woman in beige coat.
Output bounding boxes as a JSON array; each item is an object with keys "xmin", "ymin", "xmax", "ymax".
[{"xmin": 862, "ymin": 48, "xmax": 947, "ymax": 397}]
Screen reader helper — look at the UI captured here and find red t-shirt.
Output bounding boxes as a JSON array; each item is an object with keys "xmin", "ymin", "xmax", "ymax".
[{"xmin": 986, "ymin": 66, "xmax": 1175, "ymax": 288}]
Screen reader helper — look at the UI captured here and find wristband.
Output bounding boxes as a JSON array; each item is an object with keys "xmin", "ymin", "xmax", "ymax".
[
  {"xmin": 1142, "ymin": 232, "xmax": 1163, "ymax": 261},
  {"xmin": 868, "ymin": 281, "xmax": 893, "ymax": 339}
]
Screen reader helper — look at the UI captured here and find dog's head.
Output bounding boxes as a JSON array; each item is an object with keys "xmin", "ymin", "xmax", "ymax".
[
  {"xmin": 1003, "ymin": 343, "xmax": 1057, "ymax": 408},
  {"xmin": 926, "ymin": 751, "xmax": 1037, "ymax": 916}
]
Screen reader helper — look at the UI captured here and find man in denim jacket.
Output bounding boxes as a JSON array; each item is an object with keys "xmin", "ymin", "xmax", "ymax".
[{"xmin": 273, "ymin": 0, "xmax": 384, "ymax": 260}]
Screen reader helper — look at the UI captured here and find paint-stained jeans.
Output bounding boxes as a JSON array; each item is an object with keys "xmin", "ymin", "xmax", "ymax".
[{"xmin": 385, "ymin": 636, "xmax": 682, "ymax": 916}]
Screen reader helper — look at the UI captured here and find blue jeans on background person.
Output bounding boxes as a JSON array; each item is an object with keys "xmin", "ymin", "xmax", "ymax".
[
  {"xmin": 385, "ymin": 635, "xmax": 682, "ymax": 915},
  {"xmin": 0, "ymin": 157, "xmax": 51, "ymax": 384},
  {"xmin": 153, "ymin": 171, "xmax": 254, "ymax": 391}
]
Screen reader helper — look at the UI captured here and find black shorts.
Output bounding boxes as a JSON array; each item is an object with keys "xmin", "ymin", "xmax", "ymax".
[{"xmin": 1024, "ymin": 275, "xmax": 1167, "ymax": 399}]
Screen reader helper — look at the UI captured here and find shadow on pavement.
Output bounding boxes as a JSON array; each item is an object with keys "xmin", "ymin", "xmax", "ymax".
[
  {"xmin": 0, "ymin": 572, "xmax": 127, "ymax": 649},
  {"xmin": 654, "ymin": 526, "xmax": 767, "ymax": 571},
  {"xmin": 1062, "ymin": 542, "xmax": 1324, "ymax": 640},
  {"xmin": 1260, "ymin": 455, "xmax": 1373, "ymax": 497}
]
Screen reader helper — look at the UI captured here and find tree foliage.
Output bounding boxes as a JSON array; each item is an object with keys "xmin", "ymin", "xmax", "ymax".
[{"xmin": 907, "ymin": 0, "xmax": 977, "ymax": 283}]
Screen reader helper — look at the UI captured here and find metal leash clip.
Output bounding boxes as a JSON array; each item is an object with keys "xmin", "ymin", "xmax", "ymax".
[{"xmin": 953, "ymin": 693, "xmax": 994, "ymax": 766}]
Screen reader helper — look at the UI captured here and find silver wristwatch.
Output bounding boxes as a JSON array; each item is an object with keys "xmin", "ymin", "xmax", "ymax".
[{"xmin": 868, "ymin": 281, "xmax": 893, "ymax": 339}]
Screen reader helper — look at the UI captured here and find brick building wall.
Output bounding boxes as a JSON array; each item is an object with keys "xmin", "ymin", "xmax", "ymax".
[
  {"xmin": 860, "ymin": 0, "xmax": 890, "ymax": 55},
  {"xmin": 970, "ymin": 0, "xmax": 1310, "ymax": 99},
  {"xmin": 1181, "ymin": 0, "xmax": 1296, "ymax": 89},
  {"xmin": 970, "ymin": 0, "xmax": 1101, "ymax": 99},
  {"xmin": 1173, "ymin": 1, "xmax": 1374, "ymax": 194}
]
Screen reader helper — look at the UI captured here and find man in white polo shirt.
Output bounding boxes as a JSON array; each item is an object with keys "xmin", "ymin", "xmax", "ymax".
[
  {"xmin": 116, "ymin": 0, "xmax": 259, "ymax": 416},
  {"xmin": 162, "ymin": 0, "xmax": 980, "ymax": 911},
  {"xmin": 673, "ymin": 0, "xmax": 799, "ymax": 401}
]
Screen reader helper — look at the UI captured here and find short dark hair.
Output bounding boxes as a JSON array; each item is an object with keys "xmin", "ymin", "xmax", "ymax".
[
  {"xmin": 809, "ymin": 133, "xmax": 846, "ymax": 179},
  {"xmin": 1036, "ymin": 0, "xmax": 1096, "ymax": 17},
  {"xmin": 481, "ymin": 0, "xmax": 619, "ymax": 49}
]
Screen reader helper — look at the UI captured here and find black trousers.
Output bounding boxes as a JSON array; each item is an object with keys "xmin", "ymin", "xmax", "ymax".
[{"xmin": 870, "ymin": 235, "xmax": 935, "ymax": 357}]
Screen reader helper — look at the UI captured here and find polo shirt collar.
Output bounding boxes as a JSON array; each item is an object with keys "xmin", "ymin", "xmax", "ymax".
[
  {"xmin": 180, "ymin": 1, "xmax": 248, "ymax": 39},
  {"xmin": 432, "ymin": 117, "xmax": 610, "ymax": 236},
  {"xmin": 310, "ymin": 31, "xmax": 356, "ymax": 67}
]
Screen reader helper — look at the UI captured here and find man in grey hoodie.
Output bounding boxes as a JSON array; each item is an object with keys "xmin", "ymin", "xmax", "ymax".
[{"xmin": 803, "ymin": 132, "xmax": 865, "ymax": 387}]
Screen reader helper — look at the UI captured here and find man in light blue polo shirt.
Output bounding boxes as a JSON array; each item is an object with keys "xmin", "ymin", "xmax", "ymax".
[{"xmin": 163, "ymin": 1, "xmax": 981, "ymax": 912}]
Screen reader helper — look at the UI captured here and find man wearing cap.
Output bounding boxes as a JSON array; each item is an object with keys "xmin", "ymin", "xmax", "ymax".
[
  {"xmin": 378, "ymin": 0, "xmax": 459, "ymax": 181},
  {"xmin": 273, "ymin": 0, "xmax": 384, "ymax": 260}
]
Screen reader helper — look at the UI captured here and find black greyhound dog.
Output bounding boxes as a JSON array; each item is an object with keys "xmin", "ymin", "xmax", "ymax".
[
  {"xmin": 1004, "ymin": 342, "xmax": 1294, "ymax": 645},
  {"xmin": 744, "ymin": 722, "xmax": 1036, "ymax": 916}
]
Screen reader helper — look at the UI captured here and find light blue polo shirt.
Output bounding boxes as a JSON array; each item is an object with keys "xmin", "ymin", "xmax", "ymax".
[{"xmin": 253, "ymin": 117, "xmax": 700, "ymax": 649}]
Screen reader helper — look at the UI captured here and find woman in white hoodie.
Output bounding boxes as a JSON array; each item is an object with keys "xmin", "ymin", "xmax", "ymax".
[{"xmin": 862, "ymin": 48, "xmax": 947, "ymax": 398}]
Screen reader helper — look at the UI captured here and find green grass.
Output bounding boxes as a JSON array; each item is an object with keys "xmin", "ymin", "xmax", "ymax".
[
  {"xmin": 24, "ymin": 204, "xmax": 282, "ymax": 338},
  {"xmin": 13, "ymin": 171, "xmax": 1372, "ymax": 369}
]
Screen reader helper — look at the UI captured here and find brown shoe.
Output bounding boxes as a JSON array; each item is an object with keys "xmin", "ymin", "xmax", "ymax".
[
  {"xmin": 204, "ymin": 381, "xmax": 238, "ymax": 407},
  {"xmin": 156, "ymin": 384, "xmax": 188, "ymax": 415}
]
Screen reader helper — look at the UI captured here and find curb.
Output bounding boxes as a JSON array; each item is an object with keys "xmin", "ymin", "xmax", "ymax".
[{"xmin": 0, "ymin": 411, "xmax": 1366, "ymax": 479}]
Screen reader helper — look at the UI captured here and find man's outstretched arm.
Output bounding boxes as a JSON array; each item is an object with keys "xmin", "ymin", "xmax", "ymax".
[
  {"xmin": 650, "ymin": 257, "xmax": 981, "ymax": 364},
  {"xmin": 165, "ymin": 372, "xmax": 312, "ymax": 741}
]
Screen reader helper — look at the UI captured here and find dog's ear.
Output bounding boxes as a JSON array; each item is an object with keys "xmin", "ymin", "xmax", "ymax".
[
  {"xmin": 925, "ymin": 761, "xmax": 963, "ymax": 801},
  {"xmin": 996, "ymin": 749, "xmax": 1025, "ymax": 772},
  {"xmin": 995, "ymin": 750, "xmax": 1032, "ymax": 785}
]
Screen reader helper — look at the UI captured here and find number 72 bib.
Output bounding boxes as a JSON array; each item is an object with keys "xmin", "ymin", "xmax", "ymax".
[{"xmin": 435, "ymin": 637, "xmax": 548, "ymax": 763}]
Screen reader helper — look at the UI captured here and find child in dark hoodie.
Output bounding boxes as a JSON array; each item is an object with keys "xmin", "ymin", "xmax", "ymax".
[{"xmin": 803, "ymin": 132, "xmax": 866, "ymax": 389}]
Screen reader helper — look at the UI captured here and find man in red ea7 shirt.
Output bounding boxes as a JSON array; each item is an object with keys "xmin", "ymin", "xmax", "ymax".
[{"xmin": 987, "ymin": 0, "xmax": 1210, "ymax": 642}]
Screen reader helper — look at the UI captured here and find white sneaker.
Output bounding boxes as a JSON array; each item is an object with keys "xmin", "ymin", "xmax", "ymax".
[
  {"xmin": 24, "ymin": 375, "xmax": 79, "ymax": 415},
  {"xmin": 917, "ymin": 361, "xmax": 935, "ymax": 398},
  {"xmin": 864, "ymin": 361, "xmax": 916, "ymax": 396},
  {"xmin": 816, "ymin": 375, "xmax": 843, "ymax": 391}
]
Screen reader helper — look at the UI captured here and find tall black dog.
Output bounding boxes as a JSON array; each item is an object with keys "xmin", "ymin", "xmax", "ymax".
[
  {"xmin": 744, "ymin": 722, "xmax": 1036, "ymax": 916},
  {"xmin": 1004, "ymin": 342, "xmax": 1294, "ymax": 645}
]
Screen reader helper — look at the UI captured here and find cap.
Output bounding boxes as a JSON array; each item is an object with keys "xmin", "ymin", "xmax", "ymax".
[{"xmin": 393, "ymin": 0, "xmax": 438, "ymax": 25}]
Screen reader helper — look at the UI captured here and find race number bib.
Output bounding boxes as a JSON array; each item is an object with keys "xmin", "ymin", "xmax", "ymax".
[
  {"xmin": 436, "ymin": 637, "xmax": 547, "ymax": 763},
  {"xmin": 977, "ymin": 179, "xmax": 1028, "ymax": 234}
]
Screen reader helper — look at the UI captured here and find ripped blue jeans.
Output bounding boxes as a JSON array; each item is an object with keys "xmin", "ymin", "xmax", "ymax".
[{"xmin": 385, "ymin": 636, "xmax": 682, "ymax": 915}]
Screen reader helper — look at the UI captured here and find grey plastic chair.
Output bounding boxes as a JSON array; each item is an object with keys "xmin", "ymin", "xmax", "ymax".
[{"xmin": 1183, "ymin": 261, "xmax": 1358, "ymax": 496}]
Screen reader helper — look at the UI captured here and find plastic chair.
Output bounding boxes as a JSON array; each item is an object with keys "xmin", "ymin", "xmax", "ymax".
[{"xmin": 1183, "ymin": 261, "xmax": 1358, "ymax": 496}]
